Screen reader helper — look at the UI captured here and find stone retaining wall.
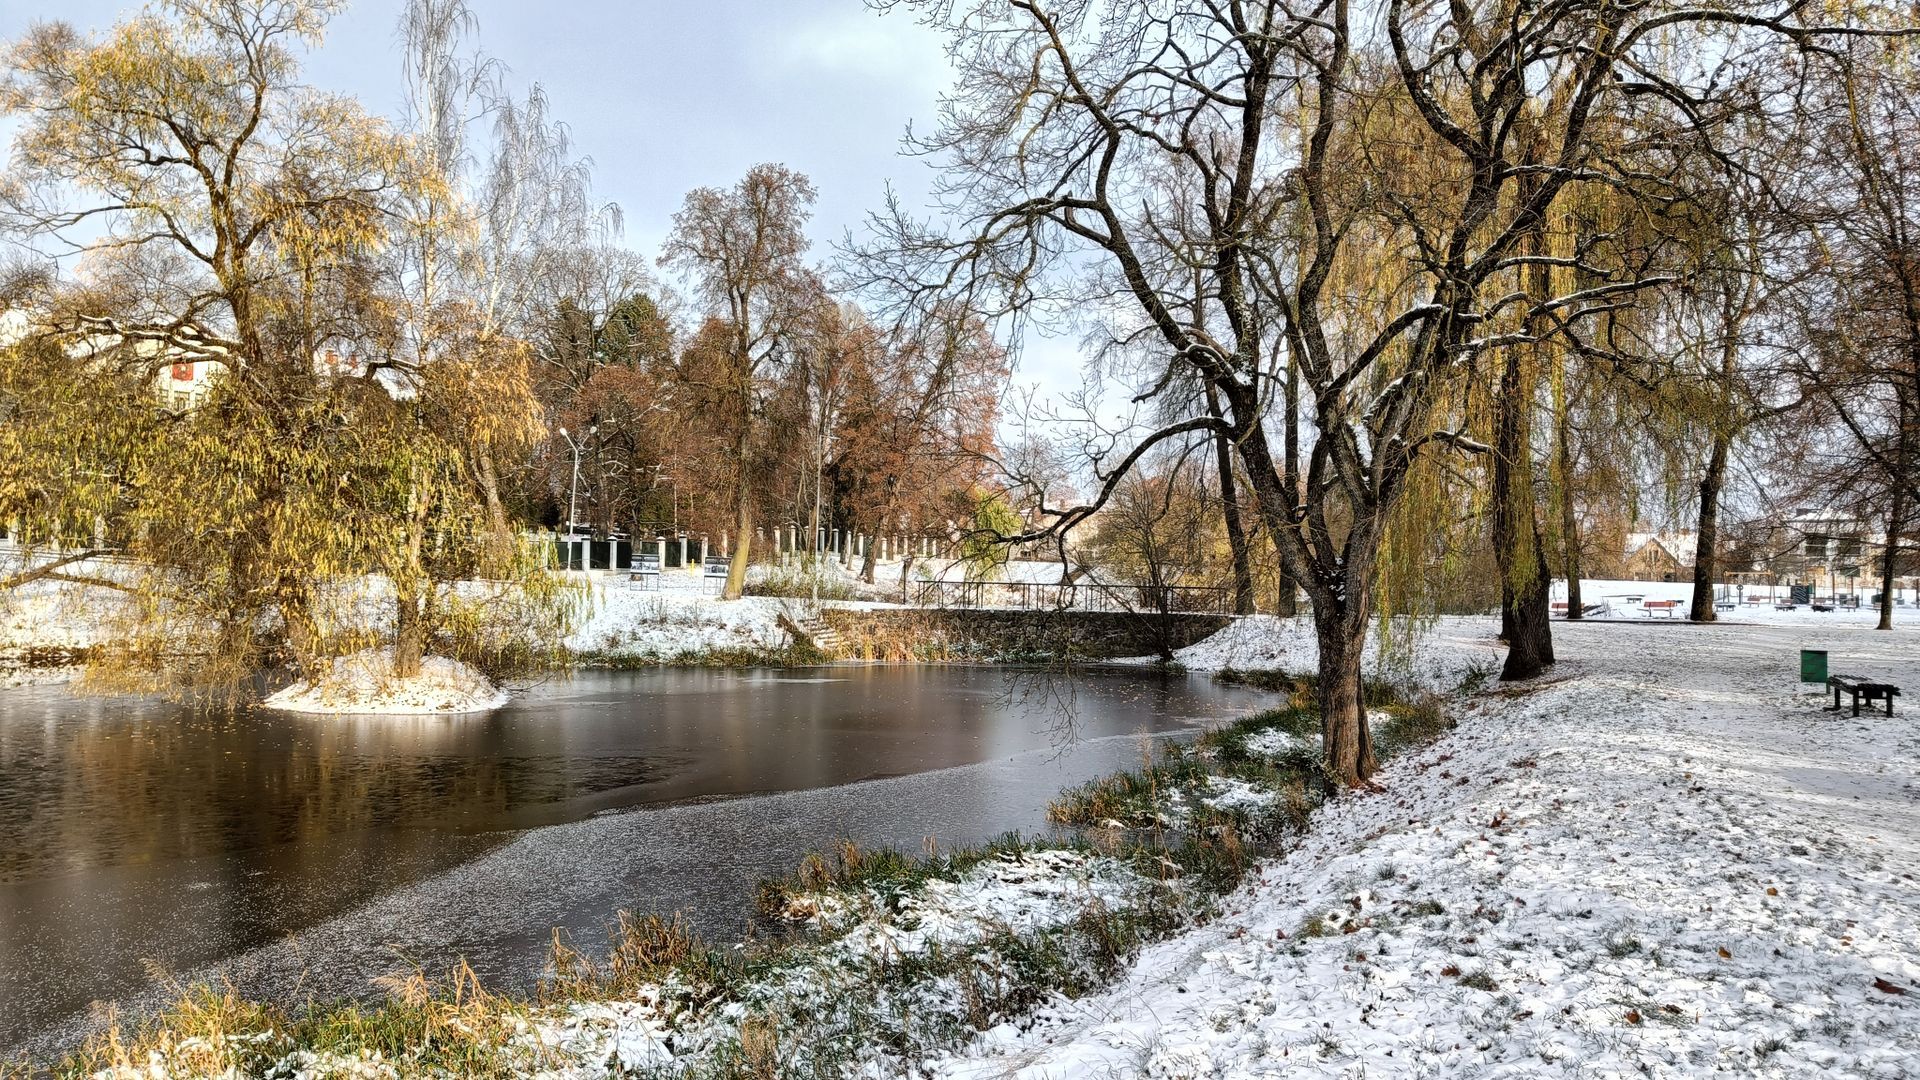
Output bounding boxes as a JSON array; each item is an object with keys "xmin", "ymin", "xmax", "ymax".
[{"xmin": 820, "ymin": 606, "xmax": 1231, "ymax": 662}]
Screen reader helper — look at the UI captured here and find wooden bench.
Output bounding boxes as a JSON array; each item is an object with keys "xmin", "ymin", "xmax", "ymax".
[
  {"xmin": 1811, "ymin": 601, "xmax": 1834, "ymax": 613},
  {"xmin": 1641, "ymin": 599, "xmax": 1680, "ymax": 618},
  {"xmin": 1715, "ymin": 601, "xmax": 1736, "ymax": 612},
  {"xmin": 1827, "ymin": 676, "xmax": 1900, "ymax": 717}
]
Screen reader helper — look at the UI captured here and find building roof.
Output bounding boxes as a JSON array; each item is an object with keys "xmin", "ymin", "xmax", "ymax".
[{"xmin": 1626, "ymin": 531, "xmax": 1698, "ymax": 566}]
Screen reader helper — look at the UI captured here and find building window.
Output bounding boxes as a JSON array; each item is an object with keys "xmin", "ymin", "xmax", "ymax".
[
  {"xmin": 1804, "ymin": 535, "xmax": 1828, "ymax": 558},
  {"xmin": 1836, "ymin": 537, "xmax": 1860, "ymax": 559}
]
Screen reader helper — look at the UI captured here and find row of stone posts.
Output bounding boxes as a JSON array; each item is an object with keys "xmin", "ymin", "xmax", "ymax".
[{"xmin": 736, "ymin": 527, "xmax": 953, "ymax": 566}]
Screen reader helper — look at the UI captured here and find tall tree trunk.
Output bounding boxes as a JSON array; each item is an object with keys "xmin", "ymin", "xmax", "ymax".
[
  {"xmin": 393, "ymin": 593, "xmax": 425, "ymax": 678},
  {"xmin": 1552, "ymin": 364, "xmax": 1584, "ymax": 620},
  {"xmin": 1689, "ymin": 431, "xmax": 1731, "ymax": 623},
  {"xmin": 859, "ymin": 528, "xmax": 879, "ymax": 584},
  {"xmin": 1495, "ymin": 221, "xmax": 1556, "ymax": 677},
  {"xmin": 1313, "ymin": 593, "xmax": 1378, "ymax": 789},
  {"xmin": 724, "ymin": 490, "xmax": 752, "ymax": 601},
  {"xmin": 1494, "ymin": 344, "xmax": 1555, "ymax": 680},
  {"xmin": 1275, "ymin": 359, "xmax": 1301, "ymax": 618},
  {"xmin": 392, "ymin": 471, "xmax": 434, "ymax": 679},
  {"xmin": 1879, "ymin": 489, "xmax": 1903, "ymax": 631},
  {"xmin": 1880, "ymin": 393, "xmax": 1909, "ymax": 630},
  {"xmin": 1205, "ymin": 384, "xmax": 1255, "ymax": 615},
  {"xmin": 475, "ymin": 450, "xmax": 511, "ymax": 576}
]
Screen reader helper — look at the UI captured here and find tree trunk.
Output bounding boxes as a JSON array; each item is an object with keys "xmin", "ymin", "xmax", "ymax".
[
  {"xmin": 1275, "ymin": 359, "xmax": 1301, "ymax": 618},
  {"xmin": 1689, "ymin": 431, "xmax": 1731, "ymax": 623},
  {"xmin": 1879, "ymin": 492, "xmax": 1902, "ymax": 631},
  {"xmin": 1552, "ymin": 369, "xmax": 1583, "ymax": 620},
  {"xmin": 1274, "ymin": 536, "xmax": 1298, "ymax": 617},
  {"xmin": 1313, "ymin": 602, "xmax": 1378, "ymax": 789},
  {"xmin": 859, "ymin": 530, "xmax": 878, "ymax": 584},
  {"xmin": 477, "ymin": 451, "xmax": 509, "ymax": 540},
  {"xmin": 393, "ymin": 592, "xmax": 425, "ymax": 679},
  {"xmin": 724, "ymin": 491, "xmax": 752, "ymax": 601},
  {"xmin": 1494, "ymin": 343, "xmax": 1554, "ymax": 680},
  {"xmin": 392, "ymin": 473, "xmax": 433, "ymax": 679},
  {"xmin": 1880, "ymin": 401, "xmax": 1908, "ymax": 630},
  {"xmin": 1205, "ymin": 385, "xmax": 1256, "ymax": 615},
  {"xmin": 1217, "ymin": 442, "xmax": 1255, "ymax": 615}
]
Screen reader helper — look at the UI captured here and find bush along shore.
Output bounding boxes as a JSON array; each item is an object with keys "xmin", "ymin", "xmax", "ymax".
[{"xmin": 18, "ymin": 672, "xmax": 1461, "ymax": 1080}]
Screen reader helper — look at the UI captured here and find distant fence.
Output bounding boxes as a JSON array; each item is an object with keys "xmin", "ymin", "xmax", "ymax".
[{"xmin": 912, "ymin": 579, "xmax": 1233, "ymax": 615}]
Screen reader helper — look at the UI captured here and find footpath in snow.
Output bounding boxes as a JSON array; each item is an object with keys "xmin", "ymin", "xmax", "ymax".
[{"xmin": 935, "ymin": 618, "xmax": 1920, "ymax": 1078}]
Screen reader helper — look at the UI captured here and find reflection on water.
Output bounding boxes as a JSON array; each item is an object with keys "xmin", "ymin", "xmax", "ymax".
[
  {"xmin": 0, "ymin": 665, "xmax": 1268, "ymax": 1055},
  {"xmin": 0, "ymin": 705, "xmax": 663, "ymax": 881}
]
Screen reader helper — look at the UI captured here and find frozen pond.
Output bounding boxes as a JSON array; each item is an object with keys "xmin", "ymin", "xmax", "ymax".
[{"xmin": 0, "ymin": 664, "xmax": 1271, "ymax": 1057}]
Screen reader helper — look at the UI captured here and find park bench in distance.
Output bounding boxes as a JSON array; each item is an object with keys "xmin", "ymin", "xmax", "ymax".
[
  {"xmin": 1551, "ymin": 601, "xmax": 1608, "ymax": 618},
  {"xmin": 1826, "ymin": 675, "xmax": 1900, "ymax": 717},
  {"xmin": 1641, "ymin": 599, "xmax": 1680, "ymax": 618}
]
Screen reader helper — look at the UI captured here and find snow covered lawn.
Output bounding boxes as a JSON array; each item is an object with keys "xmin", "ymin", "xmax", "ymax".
[
  {"xmin": 933, "ymin": 619, "xmax": 1920, "ymax": 1078},
  {"xmin": 1157, "ymin": 615, "xmax": 1505, "ymax": 694},
  {"xmin": 263, "ymin": 649, "xmax": 509, "ymax": 714}
]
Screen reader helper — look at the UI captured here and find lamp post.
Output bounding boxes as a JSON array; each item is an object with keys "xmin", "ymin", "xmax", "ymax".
[{"xmin": 558, "ymin": 422, "xmax": 597, "ymax": 546}]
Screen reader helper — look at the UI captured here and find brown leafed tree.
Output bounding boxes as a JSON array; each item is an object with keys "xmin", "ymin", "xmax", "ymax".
[{"xmin": 662, "ymin": 164, "xmax": 819, "ymax": 599}]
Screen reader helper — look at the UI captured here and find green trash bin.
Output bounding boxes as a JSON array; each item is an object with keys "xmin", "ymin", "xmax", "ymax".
[{"xmin": 1800, "ymin": 649, "xmax": 1828, "ymax": 684}]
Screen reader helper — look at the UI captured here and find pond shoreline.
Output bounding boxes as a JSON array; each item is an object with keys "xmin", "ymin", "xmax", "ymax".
[{"xmin": 0, "ymin": 665, "xmax": 1270, "ymax": 1063}]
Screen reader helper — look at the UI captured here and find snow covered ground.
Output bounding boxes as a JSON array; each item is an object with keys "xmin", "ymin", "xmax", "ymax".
[
  {"xmin": 566, "ymin": 580, "xmax": 793, "ymax": 659},
  {"xmin": 1160, "ymin": 615, "xmax": 1506, "ymax": 693},
  {"xmin": 263, "ymin": 649, "xmax": 510, "ymax": 714},
  {"xmin": 931, "ymin": 618, "xmax": 1920, "ymax": 1078},
  {"xmin": 1561, "ymin": 578, "xmax": 1919, "ymax": 622}
]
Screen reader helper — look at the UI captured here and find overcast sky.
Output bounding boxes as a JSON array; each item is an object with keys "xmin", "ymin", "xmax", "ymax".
[{"xmin": 0, "ymin": 0, "xmax": 1083, "ymax": 400}]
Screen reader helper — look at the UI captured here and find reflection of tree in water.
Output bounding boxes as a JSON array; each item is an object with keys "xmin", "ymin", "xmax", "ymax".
[
  {"xmin": 995, "ymin": 663, "xmax": 1085, "ymax": 750},
  {"xmin": 0, "ymin": 702, "xmax": 660, "ymax": 882},
  {"xmin": 995, "ymin": 660, "xmax": 1208, "ymax": 762}
]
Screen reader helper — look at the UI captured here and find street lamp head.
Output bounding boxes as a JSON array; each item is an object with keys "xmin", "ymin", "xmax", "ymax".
[{"xmin": 558, "ymin": 426, "xmax": 568, "ymax": 438}]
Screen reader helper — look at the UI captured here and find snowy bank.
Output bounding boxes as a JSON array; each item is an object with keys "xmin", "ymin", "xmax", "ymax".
[
  {"xmin": 264, "ymin": 650, "xmax": 508, "ymax": 715},
  {"xmin": 566, "ymin": 584, "xmax": 793, "ymax": 662},
  {"xmin": 932, "ymin": 619, "xmax": 1920, "ymax": 1077},
  {"xmin": 1161, "ymin": 614, "xmax": 1506, "ymax": 693}
]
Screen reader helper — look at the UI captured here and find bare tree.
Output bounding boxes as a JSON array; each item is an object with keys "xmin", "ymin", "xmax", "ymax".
[
  {"xmin": 861, "ymin": 0, "xmax": 1875, "ymax": 787},
  {"xmin": 1785, "ymin": 43, "xmax": 1920, "ymax": 630}
]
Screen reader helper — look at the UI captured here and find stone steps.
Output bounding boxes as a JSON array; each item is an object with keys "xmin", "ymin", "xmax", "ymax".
[{"xmin": 778, "ymin": 612, "xmax": 841, "ymax": 653}]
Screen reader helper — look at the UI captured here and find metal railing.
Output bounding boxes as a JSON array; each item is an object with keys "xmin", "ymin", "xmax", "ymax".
[{"xmin": 912, "ymin": 578, "xmax": 1233, "ymax": 615}]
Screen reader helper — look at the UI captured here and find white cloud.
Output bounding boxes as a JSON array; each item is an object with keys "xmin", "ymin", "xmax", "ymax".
[{"xmin": 770, "ymin": 6, "xmax": 951, "ymax": 95}]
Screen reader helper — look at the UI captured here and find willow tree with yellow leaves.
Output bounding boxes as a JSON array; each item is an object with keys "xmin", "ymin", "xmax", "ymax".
[
  {"xmin": 864, "ymin": 0, "xmax": 1902, "ymax": 788},
  {"xmin": 0, "ymin": 0, "xmax": 574, "ymax": 696}
]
